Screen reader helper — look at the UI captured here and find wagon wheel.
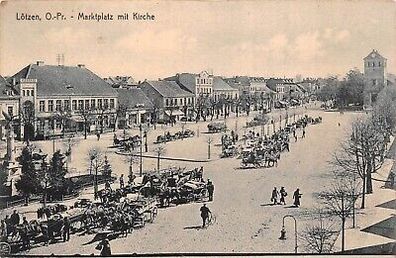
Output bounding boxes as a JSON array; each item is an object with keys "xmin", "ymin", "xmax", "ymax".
[{"xmin": 0, "ymin": 242, "xmax": 11, "ymax": 255}]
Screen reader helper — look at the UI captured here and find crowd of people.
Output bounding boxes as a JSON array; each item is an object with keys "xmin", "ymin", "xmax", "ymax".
[{"xmin": 270, "ymin": 187, "xmax": 303, "ymax": 207}]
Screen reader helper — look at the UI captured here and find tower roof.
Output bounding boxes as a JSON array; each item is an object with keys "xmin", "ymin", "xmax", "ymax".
[{"xmin": 364, "ymin": 49, "xmax": 386, "ymax": 60}]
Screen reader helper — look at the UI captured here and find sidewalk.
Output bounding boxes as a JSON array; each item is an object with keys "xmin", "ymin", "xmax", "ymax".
[{"xmin": 333, "ymin": 137, "xmax": 396, "ymax": 253}]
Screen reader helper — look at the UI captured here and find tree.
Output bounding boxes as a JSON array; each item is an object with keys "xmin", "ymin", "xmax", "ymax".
[
  {"xmin": 331, "ymin": 118, "xmax": 386, "ymax": 208},
  {"xmin": 337, "ymin": 69, "xmax": 365, "ymax": 107},
  {"xmin": 15, "ymin": 146, "xmax": 41, "ymax": 204},
  {"xmin": 316, "ymin": 76, "xmax": 339, "ymax": 108},
  {"xmin": 20, "ymin": 100, "xmax": 35, "ymax": 144},
  {"xmin": 77, "ymin": 107, "xmax": 95, "ymax": 139},
  {"xmin": 318, "ymin": 180, "xmax": 359, "ymax": 252},
  {"xmin": 114, "ymin": 104, "xmax": 127, "ymax": 132},
  {"xmin": 53, "ymin": 107, "xmax": 72, "ymax": 137},
  {"xmin": 102, "ymin": 155, "xmax": 112, "ymax": 178},
  {"xmin": 300, "ymin": 214, "xmax": 337, "ymax": 253},
  {"xmin": 88, "ymin": 148, "xmax": 104, "ymax": 199},
  {"xmin": 372, "ymin": 86, "xmax": 396, "ymax": 131},
  {"xmin": 154, "ymin": 144, "xmax": 166, "ymax": 171}
]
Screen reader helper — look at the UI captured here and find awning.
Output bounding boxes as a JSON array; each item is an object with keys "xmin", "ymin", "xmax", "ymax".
[
  {"xmin": 165, "ymin": 110, "xmax": 184, "ymax": 117},
  {"xmin": 278, "ymin": 100, "xmax": 288, "ymax": 105}
]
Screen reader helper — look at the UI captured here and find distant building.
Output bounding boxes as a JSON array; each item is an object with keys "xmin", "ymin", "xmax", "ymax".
[
  {"xmin": 165, "ymin": 71, "xmax": 239, "ymax": 100},
  {"xmin": 116, "ymin": 88, "xmax": 153, "ymax": 128},
  {"xmin": 0, "ymin": 75, "xmax": 20, "ymax": 140},
  {"xmin": 139, "ymin": 80, "xmax": 194, "ymax": 122},
  {"xmin": 8, "ymin": 61, "xmax": 118, "ymax": 139},
  {"xmin": 363, "ymin": 49, "xmax": 388, "ymax": 107},
  {"xmin": 104, "ymin": 76, "xmax": 138, "ymax": 89}
]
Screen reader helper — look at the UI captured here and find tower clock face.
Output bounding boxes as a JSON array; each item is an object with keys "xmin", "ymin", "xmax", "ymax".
[{"xmin": 371, "ymin": 53, "xmax": 376, "ymax": 58}]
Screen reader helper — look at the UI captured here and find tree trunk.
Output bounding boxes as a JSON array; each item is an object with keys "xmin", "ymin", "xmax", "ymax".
[
  {"xmin": 84, "ymin": 121, "xmax": 87, "ymax": 139},
  {"xmin": 341, "ymin": 217, "xmax": 345, "ymax": 252},
  {"xmin": 361, "ymin": 175, "xmax": 366, "ymax": 209},
  {"xmin": 366, "ymin": 162, "xmax": 373, "ymax": 194},
  {"xmin": 157, "ymin": 154, "xmax": 160, "ymax": 171}
]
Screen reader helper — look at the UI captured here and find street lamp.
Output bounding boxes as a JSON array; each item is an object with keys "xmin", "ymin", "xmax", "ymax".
[
  {"xmin": 279, "ymin": 214, "xmax": 298, "ymax": 254},
  {"xmin": 139, "ymin": 124, "xmax": 143, "ymax": 176}
]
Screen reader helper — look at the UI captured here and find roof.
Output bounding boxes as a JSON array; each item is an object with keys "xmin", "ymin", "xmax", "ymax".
[
  {"xmin": 0, "ymin": 75, "xmax": 19, "ymax": 99},
  {"xmin": 165, "ymin": 73, "xmax": 197, "ymax": 94},
  {"xmin": 213, "ymin": 76, "xmax": 237, "ymax": 91},
  {"xmin": 364, "ymin": 49, "xmax": 386, "ymax": 60},
  {"xmin": 116, "ymin": 88, "xmax": 153, "ymax": 110},
  {"xmin": 144, "ymin": 80, "xmax": 194, "ymax": 98},
  {"xmin": 9, "ymin": 64, "xmax": 118, "ymax": 97},
  {"xmin": 105, "ymin": 76, "xmax": 137, "ymax": 87}
]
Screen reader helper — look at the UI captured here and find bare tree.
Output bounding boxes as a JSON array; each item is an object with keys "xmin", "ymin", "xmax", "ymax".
[
  {"xmin": 300, "ymin": 214, "xmax": 337, "ymax": 253},
  {"xmin": 77, "ymin": 108, "xmax": 95, "ymax": 139},
  {"xmin": 331, "ymin": 118, "xmax": 386, "ymax": 209},
  {"xmin": 317, "ymin": 179, "xmax": 359, "ymax": 252},
  {"xmin": 113, "ymin": 103, "xmax": 128, "ymax": 132},
  {"xmin": 153, "ymin": 144, "xmax": 166, "ymax": 171},
  {"xmin": 87, "ymin": 147, "xmax": 104, "ymax": 199},
  {"xmin": 53, "ymin": 107, "xmax": 72, "ymax": 137},
  {"xmin": 207, "ymin": 136, "xmax": 213, "ymax": 159}
]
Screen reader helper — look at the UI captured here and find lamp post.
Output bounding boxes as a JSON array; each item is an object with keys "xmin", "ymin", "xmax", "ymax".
[
  {"xmin": 279, "ymin": 215, "xmax": 298, "ymax": 254},
  {"xmin": 139, "ymin": 124, "xmax": 143, "ymax": 176}
]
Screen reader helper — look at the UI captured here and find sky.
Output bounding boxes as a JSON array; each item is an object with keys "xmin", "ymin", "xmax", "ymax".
[{"xmin": 0, "ymin": 0, "xmax": 395, "ymax": 81}]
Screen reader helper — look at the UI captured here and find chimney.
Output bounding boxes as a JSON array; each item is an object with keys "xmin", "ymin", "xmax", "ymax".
[
  {"xmin": 37, "ymin": 61, "xmax": 44, "ymax": 66},
  {"xmin": 77, "ymin": 64, "xmax": 85, "ymax": 68}
]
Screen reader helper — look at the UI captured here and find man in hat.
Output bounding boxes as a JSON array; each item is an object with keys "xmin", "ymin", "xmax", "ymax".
[
  {"xmin": 207, "ymin": 179, "xmax": 215, "ymax": 202},
  {"xmin": 200, "ymin": 204, "xmax": 212, "ymax": 228}
]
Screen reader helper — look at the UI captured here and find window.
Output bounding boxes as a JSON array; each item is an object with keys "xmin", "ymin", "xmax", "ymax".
[
  {"xmin": 64, "ymin": 100, "xmax": 70, "ymax": 111},
  {"xmin": 378, "ymin": 62, "xmax": 381, "ymax": 67},
  {"xmin": 56, "ymin": 100, "xmax": 62, "ymax": 111},
  {"xmin": 372, "ymin": 79, "xmax": 376, "ymax": 86},
  {"xmin": 104, "ymin": 99, "xmax": 109, "ymax": 109},
  {"xmin": 39, "ymin": 100, "xmax": 45, "ymax": 112},
  {"xmin": 48, "ymin": 100, "xmax": 54, "ymax": 112},
  {"xmin": 85, "ymin": 100, "xmax": 90, "ymax": 110},
  {"xmin": 72, "ymin": 100, "xmax": 77, "ymax": 110},
  {"xmin": 91, "ymin": 99, "xmax": 96, "ymax": 109},
  {"xmin": 78, "ymin": 100, "xmax": 84, "ymax": 110},
  {"xmin": 31, "ymin": 90, "xmax": 34, "ymax": 96},
  {"xmin": 98, "ymin": 99, "xmax": 103, "ymax": 109},
  {"xmin": 22, "ymin": 90, "xmax": 25, "ymax": 96},
  {"xmin": 7, "ymin": 106, "xmax": 13, "ymax": 116},
  {"xmin": 196, "ymin": 78, "xmax": 199, "ymax": 84},
  {"xmin": 166, "ymin": 99, "xmax": 169, "ymax": 106},
  {"xmin": 110, "ymin": 99, "xmax": 115, "ymax": 109}
]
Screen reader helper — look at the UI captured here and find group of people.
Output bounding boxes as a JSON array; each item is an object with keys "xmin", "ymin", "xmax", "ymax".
[{"xmin": 270, "ymin": 187, "xmax": 303, "ymax": 207}]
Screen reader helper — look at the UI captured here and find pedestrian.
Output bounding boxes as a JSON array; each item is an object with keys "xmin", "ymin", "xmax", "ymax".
[
  {"xmin": 279, "ymin": 187, "xmax": 287, "ymax": 205},
  {"xmin": 1, "ymin": 219, "xmax": 8, "ymax": 241},
  {"xmin": 389, "ymin": 172, "xmax": 395, "ymax": 188},
  {"xmin": 271, "ymin": 187, "xmax": 279, "ymax": 205},
  {"xmin": 62, "ymin": 216, "xmax": 70, "ymax": 242},
  {"xmin": 293, "ymin": 188, "xmax": 302, "ymax": 207},
  {"xmin": 10, "ymin": 210, "xmax": 20, "ymax": 226},
  {"xmin": 338, "ymin": 122, "xmax": 341, "ymax": 127},
  {"xmin": 200, "ymin": 204, "xmax": 212, "ymax": 228},
  {"xmin": 41, "ymin": 223, "xmax": 49, "ymax": 246},
  {"xmin": 119, "ymin": 174, "xmax": 124, "ymax": 189},
  {"xmin": 96, "ymin": 238, "xmax": 111, "ymax": 256},
  {"xmin": 97, "ymin": 132, "xmax": 101, "ymax": 141},
  {"xmin": 302, "ymin": 128, "xmax": 306, "ymax": 138},
  {"xmin": 207, "ymin": 180, "xmax": 215, "ymax": 202}
]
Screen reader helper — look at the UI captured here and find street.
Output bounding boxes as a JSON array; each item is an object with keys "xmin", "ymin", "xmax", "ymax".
[{"xmin": 20, "ymin": 109, "xmax": 364, "ymax": 255}]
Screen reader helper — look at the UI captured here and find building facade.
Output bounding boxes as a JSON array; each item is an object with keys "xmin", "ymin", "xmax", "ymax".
[
  {"xmin": 139, "ymin": 80, "xmax": 194, "ymax": 123},
  {"xmin": 0, "ymin": 75, "xmax": 20, "ymax": 140},
  {"xmin": 8, "ymin": 61, "xmax": 118, "ymax": 139},
  {"xmin": 116, "ymin": 88, "xmax": 153, "ymax": 128}
]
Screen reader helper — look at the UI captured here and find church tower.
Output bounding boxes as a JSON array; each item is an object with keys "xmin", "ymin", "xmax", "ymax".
[{"xmin": 363, "ymin": 49, "xmax": 387, "ymax": 108}]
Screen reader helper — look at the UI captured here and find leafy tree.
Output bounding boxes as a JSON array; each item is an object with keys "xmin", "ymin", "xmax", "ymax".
[
  {"xmin": 15, "ymin": 146, "xmax": 40, "ymax": 204},
  {"xmin": 20, "ymin": 100, "xmax": 35, "ymax": 144},
  {"xmin": 337, "ymin": 69, "xmax": 365, "ymax": 107},
  {"xmin": 316, "ymin": 76, "xmax": 339, "ymax": 107}
]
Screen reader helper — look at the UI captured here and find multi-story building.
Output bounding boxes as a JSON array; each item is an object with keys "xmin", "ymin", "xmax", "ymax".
[
  {"xmin": 139, "ymin": 80, "xmax": 194, "ymax": 122},
  {"xmin": 363, "ymin": 50, "xmax": 388, "ymax": 107},
  {"xmin": 0, "ymin": 75, "xmax": 20, "ymax": 140},
  {"xmin": 8, "ymin": 61, "xmax": 118, "ymax": 139},
  {"xmin": 165, "ymin": 71, "xmax": 239, "ymax": 101},
  {"xmin": 116, "ymin": 88, "xmax": 153, "ymax": 128}
]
